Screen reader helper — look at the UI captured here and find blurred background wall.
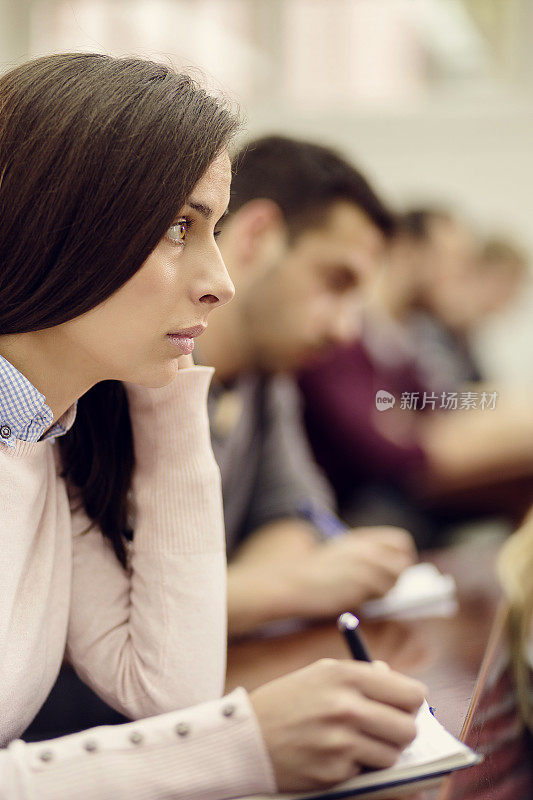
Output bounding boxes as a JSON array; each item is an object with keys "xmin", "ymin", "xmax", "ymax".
[{"xmin": 1, "ymin": 0, "xmax": 532, "ymax": 383}]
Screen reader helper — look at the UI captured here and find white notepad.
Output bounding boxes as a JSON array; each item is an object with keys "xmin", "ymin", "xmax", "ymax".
[{"xmin": 241, "ymin": 702, "xmax": 480, "ymax": 800}]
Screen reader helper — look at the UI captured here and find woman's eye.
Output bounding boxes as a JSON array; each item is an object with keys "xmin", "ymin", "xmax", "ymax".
[{"xmin": 166, "ymin": 219, "xmax": 189, "ymax": 246}]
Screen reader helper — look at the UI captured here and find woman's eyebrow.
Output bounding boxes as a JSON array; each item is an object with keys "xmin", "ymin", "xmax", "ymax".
[
  {"xmin": 186, "ymin": 200, "xmax": 213, "ymax": 219},
  {"xmin": 184, "ymin": 201, "xmax": 229, "ymax": 225}
]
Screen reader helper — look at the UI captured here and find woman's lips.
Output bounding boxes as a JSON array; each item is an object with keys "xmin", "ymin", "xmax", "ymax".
[
  {"xmin": 171, "ymin": 325, "xmax": 206, "ymax": 338},
  {"xmin": 167, "ymin": 334, "xmax": 195, "ymax": 354},
  {"xmin": 166, "ymin": 325, "xmax": 206, "ymax": 355}
]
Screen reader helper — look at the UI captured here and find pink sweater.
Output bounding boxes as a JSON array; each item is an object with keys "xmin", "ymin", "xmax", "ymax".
[{"xmin": 0, "ymin": 367, "xmax": 276, "ymax": 799}]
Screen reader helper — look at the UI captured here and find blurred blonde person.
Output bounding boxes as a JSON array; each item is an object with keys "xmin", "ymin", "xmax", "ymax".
[{"xmin": 498, "ymin": 509, "xmax": 533, "ymax": 730}]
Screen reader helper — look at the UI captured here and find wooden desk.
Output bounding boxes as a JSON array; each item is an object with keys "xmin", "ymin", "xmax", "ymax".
[{"xmin": 226, "ymin": 537, "xmax": 503, "ymax": 798}]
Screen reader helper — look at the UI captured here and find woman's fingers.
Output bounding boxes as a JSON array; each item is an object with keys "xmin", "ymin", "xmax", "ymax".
[
  {"xmin": 346, "ymin": 694, "xmax": 419, "ymax": 748},
  {"xmin": 250, "ymin": 658, "xmax": 425, "ymax": 793},
  {"xmin": 339, "ymin": 660, "xmax": 427, "ymax": 712}
]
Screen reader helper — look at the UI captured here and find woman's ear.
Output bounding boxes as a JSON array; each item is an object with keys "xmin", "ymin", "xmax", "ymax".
[{"xmin": 229, "ymin": 198, "xmax": 285, "ymax": 264}]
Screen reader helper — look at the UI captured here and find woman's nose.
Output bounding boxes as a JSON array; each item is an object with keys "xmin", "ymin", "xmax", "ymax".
[{"xmin": 196, "ymin": 253, "xmax": 235, "ymax": 309}]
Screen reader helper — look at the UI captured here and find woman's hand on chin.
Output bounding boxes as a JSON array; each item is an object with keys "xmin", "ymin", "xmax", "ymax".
[{"xmin": 177, "ymin": 354, "xmax": 195, "ymax": 370}]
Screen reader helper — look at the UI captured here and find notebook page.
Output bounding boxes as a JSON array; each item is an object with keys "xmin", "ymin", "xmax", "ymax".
[{"xmin": 393, "ymin": 701, "xmax": 471, "ymax": 766}]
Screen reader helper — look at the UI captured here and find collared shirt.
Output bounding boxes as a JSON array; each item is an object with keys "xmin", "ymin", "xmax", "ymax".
[{"xmin": 0, "ymin": 354, "xmax": 77, "ymax": 448}]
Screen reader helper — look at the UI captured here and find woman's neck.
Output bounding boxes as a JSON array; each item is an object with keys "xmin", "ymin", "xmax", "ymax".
[{"xmin": 0, "ymin": 330, "xmax": 93, "ymax": 422}]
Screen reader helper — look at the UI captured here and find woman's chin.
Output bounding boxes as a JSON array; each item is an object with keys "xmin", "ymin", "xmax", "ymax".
[{"xmin": 129, "ymin": 361, "xmax": 181, "ymax": 389}]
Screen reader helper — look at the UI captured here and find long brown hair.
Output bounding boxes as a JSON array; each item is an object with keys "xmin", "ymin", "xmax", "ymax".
[{"xmin": 0, "ymin": 53, "xmax": 238, "ymax": 564}]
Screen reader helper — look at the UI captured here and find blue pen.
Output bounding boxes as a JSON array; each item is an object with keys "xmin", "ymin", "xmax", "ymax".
[{"xmin": 298, "ymin": 500, "xmax": 348, "ymax": 539}]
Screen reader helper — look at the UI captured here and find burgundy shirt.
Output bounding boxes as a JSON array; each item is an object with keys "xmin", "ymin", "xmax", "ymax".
[{"xmin": 298, "ymin": 339, "xmax": 428, "ymax": 503}]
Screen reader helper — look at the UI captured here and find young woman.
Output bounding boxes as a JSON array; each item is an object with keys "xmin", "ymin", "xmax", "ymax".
[{"xmin": 0, "ymin": 53, "xmax": 425, "ymax": 799}]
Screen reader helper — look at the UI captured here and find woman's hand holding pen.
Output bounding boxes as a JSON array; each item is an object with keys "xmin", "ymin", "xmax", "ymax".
[{"xmin": 250, "ymin": 658, "xmax": 426, "ymax": 792}]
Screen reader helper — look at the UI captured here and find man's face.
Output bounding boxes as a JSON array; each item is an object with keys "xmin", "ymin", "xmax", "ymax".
[
  {"xmin": 419, "ymin": 219, "xmax": 480, "ymax": 330},
  {"xmin": 240, "ymin": 201, "xmax": 384, "ymax": 371}
]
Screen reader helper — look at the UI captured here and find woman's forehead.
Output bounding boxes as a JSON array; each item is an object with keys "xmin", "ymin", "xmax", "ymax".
[{"xmin": 189, "ymin": 150, "xmax": 231, "ymax": 211}]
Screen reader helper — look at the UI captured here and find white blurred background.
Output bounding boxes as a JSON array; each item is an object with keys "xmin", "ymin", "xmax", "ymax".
[{"xmin": 1, "ymin": 0, "xmax": 532, "ymax": 383}]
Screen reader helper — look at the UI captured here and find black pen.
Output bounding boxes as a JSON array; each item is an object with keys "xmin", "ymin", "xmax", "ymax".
[
  {"xmin": 339, "ymin": 613, "xmax": 435, "ymax": 719},
  {"xmin": 337, "ymin": 612, "xmax": 372, "ymax": 662}
]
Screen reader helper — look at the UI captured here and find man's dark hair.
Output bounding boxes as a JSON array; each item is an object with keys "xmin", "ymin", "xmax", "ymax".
[
  {"xmin": 397, "ymin": 207, "xmax": 454, "ymax": 241},
  {"xmin": 229, "ymin": 135, "xmax": 395, "ymax": 239}
]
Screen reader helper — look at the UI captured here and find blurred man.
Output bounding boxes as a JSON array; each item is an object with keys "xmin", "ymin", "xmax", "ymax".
[
  {"xmin": 403, "ymin": 214, "xmax": 528, "ymax": 394},
  {"xmin": 198, "ymin": 135, "xmax": 417, "ymax": 636},
  {"xmin": 475, "ymin": 237, "xmax": 528, "ymax": 318},
  {"xmin": 404, "ymin": 208, "xmax": 486, "ymax": 392},
  {"xmin": 299, "ymin": 209, "xmax": 533, "ymax": 545}
]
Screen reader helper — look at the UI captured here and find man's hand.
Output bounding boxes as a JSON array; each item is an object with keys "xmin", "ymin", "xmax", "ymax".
[
  {"xmin": 287, "ymin": 527, "xmax": 416, "ymax": 618},
  {"xmin": 227, "ymin": 524, "xmax": 416, "ymax": 636},
  {"xmin": 250, "ymin": 658, "xmax": 425, "ymax": 792}
]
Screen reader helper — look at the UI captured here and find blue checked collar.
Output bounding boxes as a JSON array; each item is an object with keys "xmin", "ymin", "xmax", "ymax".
[{"xmin": 0, "ymin": 354, "xmax": 77, "ymax": 448}]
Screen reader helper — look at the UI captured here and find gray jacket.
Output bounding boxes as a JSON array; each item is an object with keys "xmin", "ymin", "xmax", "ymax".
[{"xmin": 208, "ymin": 373, "xmax": 335, "ymax": 557}]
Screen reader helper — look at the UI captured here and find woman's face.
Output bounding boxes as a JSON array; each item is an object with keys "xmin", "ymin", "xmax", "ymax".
[{"xmin": 60, "ymin": 151, "xmax": 234, "ymax": 388}]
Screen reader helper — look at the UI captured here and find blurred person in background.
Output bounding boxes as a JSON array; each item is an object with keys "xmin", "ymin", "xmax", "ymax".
[
  {"xmin": 397, "ymin": 208, "xmax": 482, "ymax": 393},
  {"xmin": 498, "ymin": 508, "xmax": 533, "ymax": 732},
  {"xmin": 471, "ymin": 236, "xmax": 529, "ymax": 327},
  {"xmin": 0, "ymin": 55, "xmax": 426, "ymax": 798},
  {"xmin": 198, "ymin": 135, "xmax": 418, "ymax": 637},
  {"xmin": 410, "ymin": 214, "xmax": 528, "ymax": 394},
  {"xmin": 299, "ymin": 210, "xmax": 533, "ymax": 547},
  {"xmin": 434, "ymin": 509, "xmax": 533, "ymax": 800}
]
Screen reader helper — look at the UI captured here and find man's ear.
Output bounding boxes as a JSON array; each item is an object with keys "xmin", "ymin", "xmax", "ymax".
[{"xmin": 229, "ymin": 199, "xmax": 285, "ymax": 263}]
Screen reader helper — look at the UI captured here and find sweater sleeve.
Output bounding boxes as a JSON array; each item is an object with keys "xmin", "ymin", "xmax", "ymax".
[
  {"xmin": 0, "ymin": 688, "xmax": 277, "ymax": 800},
  {"xmin": 66, "ymin": 366, "xmax": 228, "ymax": 717}
]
